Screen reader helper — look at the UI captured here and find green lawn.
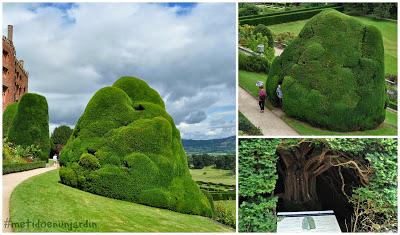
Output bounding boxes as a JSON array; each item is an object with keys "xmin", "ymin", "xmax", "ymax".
[
  {"xmin": 283, "ymin": 109, "xmax": 397, "ymax": 136},
  {"xmin": 190, "ymin": 166, "xmax": 235, "ymax": 186},
  {"xmin": 268, "ymin": 16, "xmax": 397, "ymax": 75},
  {"xmin": 239, "ymin": 70, "xmax": 274, "ymax": 110},
  {"xmin": 239, "ymin": 70, "xmax": 267, "ymax": 98},
  {"xmin": 10, "ymin": 170, "xmax": 233, "ymax": 232}
]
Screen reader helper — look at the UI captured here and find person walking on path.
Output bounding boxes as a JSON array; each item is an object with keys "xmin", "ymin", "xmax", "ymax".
[
  {"xmin": 258, "ymin": 85, "xmax": 266, "ymax": 113},
  {"xmin": 276, "ymin": 84, "xmax": 283, "ymax": 106}
]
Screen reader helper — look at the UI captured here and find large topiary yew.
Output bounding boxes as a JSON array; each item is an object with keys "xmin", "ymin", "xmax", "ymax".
[
  {"xmin": 59, "ymin": 76, "xmax": 213, "ymax": 217},
  {"xmin": 266, "ymin": 10, "xmax": 387, "ymax": 131},
  {"xmin": 7, "ymin": 93, "xmax": 50, "ymax": 161}
]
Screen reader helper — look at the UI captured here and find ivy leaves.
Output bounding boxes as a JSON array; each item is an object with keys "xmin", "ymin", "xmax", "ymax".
[{"xmin": 239, "ymin": 139, "xmax": 280, "ymax": 197}]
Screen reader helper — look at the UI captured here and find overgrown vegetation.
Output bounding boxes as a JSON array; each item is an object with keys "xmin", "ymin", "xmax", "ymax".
[
  {"xmin": 239, "ymin": 138, "xmax": 397, "ymax": 232},
  {"xmin": 267, "ymin": 10, "xmax": 387, "ymax": 131},
  {"xmin": 59, "ymin": 76, "xmax": 212, "ymax": 217}
]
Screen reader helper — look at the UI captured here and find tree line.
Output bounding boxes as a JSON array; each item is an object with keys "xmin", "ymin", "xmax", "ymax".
[{"xmin": 187, "ymin": 154, "xmax": 235, "ymax": 172}]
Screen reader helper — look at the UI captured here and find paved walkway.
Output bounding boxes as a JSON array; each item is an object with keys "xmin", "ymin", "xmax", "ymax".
[
  {"xmin": 239, "ymin": 87, "xmax": 299, "ymax": 136},
  {"xmin": 2, "ymin": 166, "xmax": 57, "ymax": 232}
]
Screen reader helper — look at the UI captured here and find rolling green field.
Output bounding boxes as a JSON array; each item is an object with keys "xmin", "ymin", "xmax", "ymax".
[
  {"xmin": 190, "ymin": 166, "xmax": 235, "ymax": 186},
  {"xmin": 10, "ymin": 170, "xmax": 233, "ymax": 232},
  {"xmin": 268, "ymin": 16, "xmax": 397, "ymax": 75}
]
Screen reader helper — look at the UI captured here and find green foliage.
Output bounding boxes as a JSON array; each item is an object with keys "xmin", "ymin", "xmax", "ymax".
[
  {"xmin": 239, "ymin": 139, "xmax": 280, "ymax": 197},
  {"xmin": 239, "ymin": 112, "xmax": 263, "ymax": 136},
  {"xmin": 3, "ymin": 161, "xmax": 46, "ymax": 175},
  {"xmin": 239, "ymin": 25, "xmax": 275, "ymax": 60},
  {"xmin": 188, "ymin": 154, "xmax": 235, "ymax": 172},
  {"xmin": 213, "ymin": 200, "xmax": 236, "ymax": 228},
  {"xmin": 344, "ymin": 3, "xmax": 397, "ymax": 19},
  {"xmin": 239, "ymin": 139, "xmax": 280, "ymax": 232},
  {"xmin": 239, "ymin": 53, "xmax": 270, "ymax": 74},
  {"xmin": 3, "ymin": 140, "xmax": 42, "ymax": 164},
  {"xmin": 239, "ymin": 196, "xmax": 278, "ymax": 232},
  {"xmin": 239, "ymin": 4, "xmax": 260, "ymax": 17},
  {"xmin": 7, "ymin": 93, "xmax": 50, "ymax": 161},
  {"xmin": 267, "ymin": 10, "xmax": 387, "ymax": 131},
  {"xmin": 275, "ymin": 32, "xmax": 296, "ymax": 47},
  {"xmin": 60, "ymin": 76, "xmax": 212, "ymax": 217},
  {"xmin": 254, "ymin": 24, "xmax": 274, "ymax": 47},
  {"xmin": 59, "ymin": 167, "xmax": 78, "ymax": 187},
  {"xmin": 210, "ymin": 192, "xmax": 235, "ymax": 201},
  {"xmin": 79, "ymin": 153, "xmax": 100, "ymax": 170},
  {"xmin": 51, "ymin": 125, "xmax": 73, "ymax": 146},
  {"xmin": 3, "ymin": 102, "xmax": 18, "ymax": 137},
  {"xmin": 240, "ymin": 5, "xmax": 345, "ymax": 26},
  {"xmin": 347, "ymin": 139, "xmax": 397, "ymax": 232}
]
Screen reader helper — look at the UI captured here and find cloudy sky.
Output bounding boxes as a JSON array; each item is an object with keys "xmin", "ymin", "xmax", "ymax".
[{"xmin": 3, "ymin": 3, "xmax": 236, "ymax": 140}]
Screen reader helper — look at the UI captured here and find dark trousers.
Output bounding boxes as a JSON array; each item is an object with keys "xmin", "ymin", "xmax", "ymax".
[
  {"xmin": 259, "ymin": 99, "xmax": 265, "ymax": 110},
  {"xmin": 278, "ymin": 98, "xmax": 282, "ymax": 106}
]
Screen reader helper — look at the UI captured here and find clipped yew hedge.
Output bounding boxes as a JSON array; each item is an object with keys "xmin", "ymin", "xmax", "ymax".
[
  {"xmin": 267, "ymin": 10, "xmax": 387, "ymax": 131},
  {"xmin": 3, "ymin": 161, "xmax": 46, "ymax": 175},
  {"xmin": 3, "ymin": 102, "xmax": 18, "ymax": 138},
  {"xmin": 7, "ymin": 93, "xmax": 50, "ymax": 161},
  {"xmin": 240, "ymin": 5, "xmax": 344, "ymax": 26},
  {"xmin": 60, "ymin": 76, "xmax": 213, "ymax": 217}
]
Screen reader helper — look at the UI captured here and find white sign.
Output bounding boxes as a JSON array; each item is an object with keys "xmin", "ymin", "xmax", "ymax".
[{"xmin": 277, "ymin": 210, "xmax": 342, "ymax": 233}]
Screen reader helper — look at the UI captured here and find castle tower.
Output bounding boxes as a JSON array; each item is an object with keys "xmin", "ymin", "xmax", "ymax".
[{"xmin": 2, "ymin": 25, "xmax": 29, "ymax": 111}]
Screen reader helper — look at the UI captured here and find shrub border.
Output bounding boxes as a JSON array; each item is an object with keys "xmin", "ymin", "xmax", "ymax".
[{"xmin": 3, "ymin": 161, "xmax": 47, "ymax": 175}]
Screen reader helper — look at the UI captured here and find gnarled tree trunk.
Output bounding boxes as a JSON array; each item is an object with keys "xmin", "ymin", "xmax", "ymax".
[{"xmin": 277, "ymin": 141, "xmax": 336, "ymax": 210}]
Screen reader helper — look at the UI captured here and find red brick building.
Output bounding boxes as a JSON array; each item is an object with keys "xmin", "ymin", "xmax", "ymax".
[{"xmin": 3, "ymin": 25, "xmax": 28, "ymax": 111}]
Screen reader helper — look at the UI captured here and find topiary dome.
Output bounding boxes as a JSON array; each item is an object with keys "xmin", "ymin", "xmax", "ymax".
[
  {"xmin": 7, "ymin": 93, "xmax": 50, "ymax": 161},
  {"xmin": 266, "ymin": 10, "xmax": 387, "ymax": 131},
  {"xmin": 59, "ymin": 76, "xmax": 213, "ymax": 217}
]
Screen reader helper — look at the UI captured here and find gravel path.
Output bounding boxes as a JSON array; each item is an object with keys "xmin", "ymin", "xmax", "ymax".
[
  {"xmin": 2, "ymin": 166, "xmax": 57, "ymax": 232},
  {"xmin": 239, "ymin": 87, "xmax": 299, "ymax": 136}
]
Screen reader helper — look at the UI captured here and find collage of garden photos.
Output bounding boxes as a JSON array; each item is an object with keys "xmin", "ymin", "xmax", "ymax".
[{"xmin": 1, "ymin": 0, "xmax": 399, "ymax": 234}]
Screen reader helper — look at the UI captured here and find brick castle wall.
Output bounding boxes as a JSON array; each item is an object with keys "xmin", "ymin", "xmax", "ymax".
[{"xmin": 2, "ymin": 25, "xmax": 29, "ymax": 111}]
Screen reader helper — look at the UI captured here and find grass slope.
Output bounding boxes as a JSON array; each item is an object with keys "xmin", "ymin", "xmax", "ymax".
[
  {"xmin": 10, "ymin": 170, "xmax": 233, "ymax": 232},
  {"xmin": 190, "ymin": 166, "xmax": 235, "ymax": 186},
  {"xmin": 283, "ymin": 109, "xmax": 397, "ymax": 136},
  {"xmin": 268, "ymin": 16, "xmax": 397, "ymax": 74},
  {"xmin": 239, "ymin": 70, "xmax": 267, "ymax": 98}
]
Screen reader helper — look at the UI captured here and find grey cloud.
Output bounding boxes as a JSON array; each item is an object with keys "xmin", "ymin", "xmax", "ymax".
[{"xmin": 184, "ymin": 110, "xmax": 207, "ymax": 124}]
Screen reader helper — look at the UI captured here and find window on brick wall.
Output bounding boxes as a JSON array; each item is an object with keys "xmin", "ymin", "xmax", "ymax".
[{"xmin": 3, "ymin": 50, "xmax": 9, "ymax": 62}]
